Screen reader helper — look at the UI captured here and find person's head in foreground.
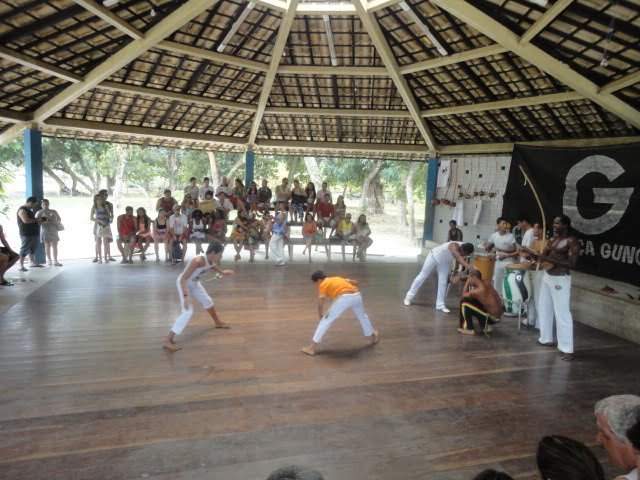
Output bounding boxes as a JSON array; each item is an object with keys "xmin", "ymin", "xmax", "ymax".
[
  {"xmin": 537, "ymin": 435, "xmax": 604, "ymax": 480},
  {"xmin": 595, "ymin": 395, "xmax": 640, "ymax": 473},
  {"xmin": 206, "ymin": 240, "xmax": 225, "ymax": 263},
  {"xmin": 266, "ymin": 465, "xmax": 324, "ymax": 480},
  {"xmin": 460, "ymin": 242, "xmax": 474, "ymax": 256},
  {"xmin": 471, "ymin": 469, "xmax": 513, "ymax": 480},
  {"xmin": 311, "ymin": 270, "xmax": 327, "ymax": 283}
]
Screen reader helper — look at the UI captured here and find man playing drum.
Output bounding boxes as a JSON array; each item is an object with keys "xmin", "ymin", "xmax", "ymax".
[
  {"xmin": 455, "ymin": 270, "xmax": 504, "ymax": 335},
  {"xmin": 404, "ymin": 242, "xmax": 475, "ymax": 314},
  {"xmin": 522, "ymin": 215, "xmax": 579, "ymax": 361}
]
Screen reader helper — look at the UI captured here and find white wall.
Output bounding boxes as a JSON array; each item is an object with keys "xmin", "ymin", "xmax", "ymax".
[{"xmin": 432, "ymin": 154, "xmax": 512, "ymax": 246}]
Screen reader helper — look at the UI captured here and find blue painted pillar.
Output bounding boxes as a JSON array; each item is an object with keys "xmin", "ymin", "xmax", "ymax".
[
  {"xmin": 244, "ymin": 149, "xmax": 255, "ymax": 187},
  {"xmin": 23, "ymin": 128, "xmax": 46, "ymax": 264},
  {"xmin": 421, "ymin": 157, "xmax": 438, "ymax": 245}
]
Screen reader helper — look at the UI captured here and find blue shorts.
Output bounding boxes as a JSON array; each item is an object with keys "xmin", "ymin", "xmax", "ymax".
[{"xmin": 19, "ymin": 235, "xmax": 39, "ymax": 257}]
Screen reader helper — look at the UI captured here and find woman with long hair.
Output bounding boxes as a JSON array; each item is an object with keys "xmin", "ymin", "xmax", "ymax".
[
  {"xmin": 188, "ymin": 209, "xmax": 207, "ymax": 255},
  {"xmin": 90, "ymin": 194, "xmax": 113, "ymax": 264},
  {"xmin": 246, "ymin": 181, "xmax": 259, "ymax": 212},
  {"xmin": 230, "ymin": 178, "xmax": 246, "ymax": 210},
  {"xmin": 355, "ymin": 213, "xmax": 373, "ymax": 261},
  {"xmin": 301, "ymin": 213, "xmax": 318, "ymax": 263},
  {"xmin": 152, "ymin": 207, "xmax": 170, "ymax": 261},
  {"xmin": 537, "ymin": 435, "xmax": 604, "ymax": 480},
  {"xmin": 305, "ymin": 181, "xmax": 317, "ymax": 216},
  {"xmin": 135, "ymin": 207, "xmax": 153, "ymax": 261},
  {"xmin": 35, "ymin": 199, "xmax": 63, "ymax": 266},
  {"xmin": 181, "ymin": 193, "xmax": 196, "ymax": 219},
  {"xmin": 207, "ymin": 208, "xmax": 227, "ymax": 244}
]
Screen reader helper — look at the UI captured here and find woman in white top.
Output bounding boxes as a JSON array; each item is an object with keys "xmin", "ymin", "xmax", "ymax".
[
  {"xmin": 163, "ymin": 240, "xmax": 234, "ymax": 352},
  {"xmin": 168, "ymin": 204, "xmax": 189, "ymax": 263},
  {"xmin": 188, "ymin": 209, "xmax": 207, "ymax": 255},
  {"xmin": 35, "ymin": 199, "xmax": 63, "ymax": 266}
]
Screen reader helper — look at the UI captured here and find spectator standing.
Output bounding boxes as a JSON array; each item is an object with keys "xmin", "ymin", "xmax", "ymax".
[
  {"xmin": 0, "ymin": 224, "xmax": 19, "ymax": 285},
  {"xmin": 246, "ymin": 181, "xmax": 259, "ymax": 212},
  {"xmin": 305, "ymin": 182, "xmax": 317, "ymax": 216},
  {"xmin": 274, "ymin": 178, "xmax": 290, "ymax": 215},
  {"xmin": 317, "ymin": 182, "xmax": 332, "ymax": 206},
  {"xmin": 91, "ymin": 193, "xmax": 113, "ymax": 263},
  {"xmin": 198, "ymin": 177, "xmax": 212, "ymax": 200},
  {"xmin": 215, "ymin": 176, "xmax": 233, "ymax": 197},
  {"xmin": 35, "ymin": 199, "xmax": 63, "ymax": 266},
  {"xmin": 183, "ymin": 177, "xmax": 199, "ymax": 206},
  {"xmin": 290, "ymin": 179, "xmax": 307, "ymax": 222},
  {"xmin": 271, "ymin": 212, "xmax": 287, "ymax": 266},
  {"xmin": 16, "ymin": 196, "xmax": 44, "ymax": 271}
]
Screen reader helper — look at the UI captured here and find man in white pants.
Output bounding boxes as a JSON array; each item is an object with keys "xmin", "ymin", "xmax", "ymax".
[
  {"xmin": 483, "ymin": 217, "xmax": 517, "ymax": 294},
  {"xmin": 301, "ymin": 271, "xmax": 378, "ymax": 356},
  {"xmin": 526, "ymin": 215, "xmax": 579, "ymax": 361},
  {"xmin": 163, "ymin": 240, "xmax": 233, "ymax": 352},
  {"xmin": 404, "ymin": 242, "xmax": 475, "ymax": 313}
]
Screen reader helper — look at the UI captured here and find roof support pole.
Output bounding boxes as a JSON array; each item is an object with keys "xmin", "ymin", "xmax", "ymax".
[
  {"xmin": 245, "ymin": 148, "xmax": 255, "ymax": 186},
  {"xmin": 432, "ymin": 0, "xmax": 640, "ymax": 130},
  {"xmin": 24, "ymin": 128, "xmax": 46, "ymax": 263},
  {"xmin": 422, "ymin": 157, "xmax": 438, "ymax": 245},
  {"xmin": 353, "ymin": 0, "xmax": 437, "ymax": 151}
]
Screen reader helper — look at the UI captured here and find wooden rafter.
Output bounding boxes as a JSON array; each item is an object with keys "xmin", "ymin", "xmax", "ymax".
[
  {"xmin": 247, "ymin": 0, "xmax": 299, "ymax": 146},
  {"xmin": 519, "ymin": 0, "xmax": 574, "ymax": 44},
  {"xmin": 296, "ymin": 2, "xmax": 356, "ymax": 15},
  {"xmin": 71, "ymin": 0, "xmax": 144, "ymax": 39},
  {"xmin": 599, "ymin": 71, "xmax": 640, "ymax": 95},
  {"xmin": 0, "ymin": 109, "xmax": 32, "ymax": 123},
  {"xmin": 432, "ymin": 0, "xmax": 640, "ymax": 130},
  {"xmin": 366, "ymin": 0, "xmax": 402, "ymax": 13},
  {"xmin": 398, "ymin": 44, "xmax": 507, "ymax": 75},
  {"xmin": 0, "ymin": 46, "xmax": 82, "ymax": 83},
  {"xmin": 353, "ymin": 0, "xmax": 437, "ymax": 151},
  {"xmin": 265, "ymin": 106, "xmax": 411, "ymax": 118}
]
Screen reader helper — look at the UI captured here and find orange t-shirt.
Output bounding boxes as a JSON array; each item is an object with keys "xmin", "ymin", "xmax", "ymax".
[
  {"xmin": 318, "ymin": 277, "xmax": 358, "ymax": 300},
  {"xmin": 302, "ymin": 221, "xmax": 317, "ymax": 236}
]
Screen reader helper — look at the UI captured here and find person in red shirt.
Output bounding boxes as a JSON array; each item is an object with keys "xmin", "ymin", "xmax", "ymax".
[
  {"xmin": 117, "ymin": 206, "xmax": 138, "ymax": 263},
  {"xmin": 301, "ymin": 270, "xmax": 379, "ymax": 356}
]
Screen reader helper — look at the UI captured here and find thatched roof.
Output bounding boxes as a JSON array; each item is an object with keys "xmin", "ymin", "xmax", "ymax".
[{"xmin": 0, "ymin": 0, "xmax": 638, "ymax": 158}]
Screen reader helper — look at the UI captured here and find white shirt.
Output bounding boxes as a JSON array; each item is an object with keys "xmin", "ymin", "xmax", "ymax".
[
  {"xmin": 168, "ymin": 214, "xmax": 188, "ymax": 234},
  {"xmin": 521, "ymin": 228, "xmax": 534, "ymax": 248},
  {"xmin": 488, "ymin": 231, "xmax": 516, "ymax": 258},
  {"xmin": 431, "ymin": 241, "xmax": 462, "ymax": 264},
  {"xmin": 184, "ymin": 185, "xmax": 199, "ymax": 201},
  {"xmin": 215, "ymin": 185, "xmax": 232, "ymax": 196},
  {"xmin": 619, "ymin": 468, "xmax": 638, "ymax": 480},
  {"xmin": 181, "ymin": 254, "xmax": 212, "ymax": 284},
  {"xmin": 199, "ymin": 184, "xmax": 213, "ymax": 199}
]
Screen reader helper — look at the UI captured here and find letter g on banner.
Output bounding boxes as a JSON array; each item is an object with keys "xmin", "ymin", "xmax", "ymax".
[{"xmin": 563, "ymin": 155, "xmax": 634, "ymax": 235}]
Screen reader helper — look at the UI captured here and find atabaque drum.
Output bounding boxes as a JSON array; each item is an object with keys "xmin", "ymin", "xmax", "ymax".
[
  {"xmin": 473, "ymin": 252, "xmax": 496, "ymax": 283},
  {"xmin": 502, "ymin": 263, "xmax": 532, "ymax": 315}
]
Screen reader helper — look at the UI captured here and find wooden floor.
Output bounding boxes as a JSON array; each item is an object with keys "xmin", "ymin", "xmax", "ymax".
[{"xmin": 1, "ymin": 259, "xmax": 638, "ymax": 480}]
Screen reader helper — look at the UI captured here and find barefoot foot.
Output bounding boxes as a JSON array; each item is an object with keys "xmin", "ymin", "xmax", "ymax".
[
  {"xmin": 457, "ymin": 328, "xmax": 475, "ymax": 335},
  {"xmin": 214, "ymin": 322, "xmax": 231, "ymax": 329},
  {"xmin": 163, "ymin": 341, "xmax": 182, "ymax": 352},
  {"xmin": 301, "ymin": 345, "xmax": 316, "ymax": 356},
  {"xmin": 369, "ymin": 330, "xmax": 379, "ymax": 345}
]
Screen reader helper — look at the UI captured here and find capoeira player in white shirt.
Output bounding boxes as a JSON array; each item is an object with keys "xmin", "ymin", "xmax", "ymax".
[
  {"xmin": 404, "ymin": 241, "xmax": 475, "ymax": 313},
  {"xmin": 483, "ymin": 217, "xmax": 517, "ymax": 293},
  {"xmin": 163, "ymin": 240, "xmax": 234, "ymax": 352}
]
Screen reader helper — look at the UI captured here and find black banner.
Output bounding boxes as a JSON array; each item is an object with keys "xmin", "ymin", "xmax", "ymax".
[{"xmin": 503, "ymin": 143, "xmax": 640, "ymax": 286}]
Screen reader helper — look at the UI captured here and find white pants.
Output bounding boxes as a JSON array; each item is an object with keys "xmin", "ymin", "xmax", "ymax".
[
  {"xmin": 405, "ymin": 252, "xmax": 450, "ymax": 309},
  {"xmin": 271, "ymin": 233, "xmax": 285, "ymax": 266},
  {"xmin": 526, "ymin": 270, "xmax": 543, "ymax": 328},
  {"xmin": 538, "ymin": 272, "xmax": 573, "ymax": 354},
  {"xmin": 492, "ymin": 259, "xmax": 512, "ymax": 292},
  {"xmin": 312, "ymin": 292, "xmax": 374, "ymax": 343},
  {"xmin": 170, "ymin": 276, "xmax": 214, "ymax": 335}
]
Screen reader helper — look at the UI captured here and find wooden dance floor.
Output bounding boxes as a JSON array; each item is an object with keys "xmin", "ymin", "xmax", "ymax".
[{"xmin": 1, "ymin": 260, "xmax": 637, "ymax": 479}]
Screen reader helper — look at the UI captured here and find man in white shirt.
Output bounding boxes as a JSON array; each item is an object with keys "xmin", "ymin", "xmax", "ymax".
[
  {"xmin": 483, "ymin": 217, "xmax": 517, "ymax": 293},
  {"xmin": 595, "ymin": 395, "xmax": 640, "ymax": 480},
  {"xmin": 168, "ymin": 205, "xmax": 189, "ymax": 263},
  {"xmin": 518, "ymin": 217, "xmax": 535, "ymax": 250},
  {"xmin": 215, "ymin": 177, "xmax": 233, "ymax": 197},
  {"xmin": 199, "ymin": 177, "xmax": 213, "ymax": 200},
  {"xmin": 404, "ymin": 241, "xmax": 475, "ymax": 313},
  {"xmin": 183, "ymin": 177, "xmax": 199, "ymax": 204}
]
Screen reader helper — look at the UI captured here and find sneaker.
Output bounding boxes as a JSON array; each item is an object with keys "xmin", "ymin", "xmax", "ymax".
[
  {"xmin": 92, "ymin": 257, "xmax": 99, "ymax": 263},
  {"xmin": 436, "ymin": 306, "xmax": 451, "ymax": 314},
  {"xmin": 108, "ymin": 257, "xmax": 116, "ymax": 262}
]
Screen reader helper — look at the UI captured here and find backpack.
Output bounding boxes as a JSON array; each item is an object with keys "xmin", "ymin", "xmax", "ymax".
[{"xmin": 171, "ymin": 240, "xmax": 183, "ymax": 261}]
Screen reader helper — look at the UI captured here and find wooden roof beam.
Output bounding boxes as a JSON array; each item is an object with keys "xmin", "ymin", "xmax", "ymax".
[
  {"xmin": 255, "ymin": 139, "xmax": 428, "ymax": 153},
  {"xmin": 421, "ymin": 91, "xmax": 584, "ymax": 117},
  {"xmin": 0, "ymin": 109, "xmax": 32, "ymax": 123},
  {"xmin": 296, "ymin": 3, "xmax": 356, "ymax": 15},
  {"xmin": 157, "ymin": 40, "xmax": 269, "ymax": 72},
  {"xmin": 277, "ymin": 65, "xmax": 388, "ymax": 75},
  {"xmin": 247, "ymin": 0, "xmax": 299, "ymax": 146},
  {"xmin": 0, "ymin": 123, "xmax": 29, "ymax": 146},
  {"xmin": 0, "ymin": 46, "xmax": 82, "ymax": 83},
  {"xmin": 71, "ymin": 0, "xmax": 144, "ymax": 39},
  {"xmin": 599, "ymin": 71, "xmax": 640, "ymax": 95},
  {"xmin": 98, "ymin": 81, "xmax": 259, "ymax": 112},
  {"xmin": 353, "ymin": 0, "xmax": 436, "ymax": 151},
  {"xmin": 432, "ymin": 0, "xmax": 640, "ymax": 130},
  {"xmin": 43, "ymin": 118, "xmax": 247, "ymax": 146},
  {"xmin": 253, "ymin": 0, "xmax": 287, "ymax": 12},
  {"xmin": 31, "ymin": 0, "xmax": 221, "ymax": 123},
  {"xmin": 366, "ymin": 0, "xmax": 402, "ymax": 13},
  {"xmin": 398, "ymin": 44, "xmax": 507, "ymax": 75},
  {"xmin": 265, "ymin": 106, "xmax": 411, "ymax": 118},
  {"xmin": 519, "ymin": 0, "xmax": 574, "ymax": 44},
  {"xmin": 438, "ymin": 136, "xmax": 640, "ymax": 155}
]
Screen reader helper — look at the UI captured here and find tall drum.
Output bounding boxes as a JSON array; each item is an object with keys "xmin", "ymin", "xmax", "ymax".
[
  {"xmin": 473, "ymin": 253, "xmax": 496, "ymax": 283},
  {"xmin": 502, "ymin": 263, "xmax": 532, "ymax": 315}
]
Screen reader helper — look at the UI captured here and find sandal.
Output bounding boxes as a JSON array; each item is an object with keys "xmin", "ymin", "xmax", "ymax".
[
  {"xmin": 18, "ymin": 267, "xmax": 28, "ymax": 272},
  {"xmin": 1, "ymin": 280, "xmax": 15, "ymax": 286},
  {"xmin": 54, "ymin": 262, "xmax": 63, "ymax": 266},
  {"xmin": 92, "ymin": 258, "xmax": 99, "ymax": 263}
]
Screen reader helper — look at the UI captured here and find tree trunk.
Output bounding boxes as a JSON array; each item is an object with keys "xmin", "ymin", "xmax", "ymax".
[
  {"xmin": 112, "ymin": 144, "xmax": 130, "ymax": 212},
  {"xmin": 57, "ymin": 157, "xmax": 93, "ymax": 194},
  {"xmin": 405, "ymin": 161, "xmax": 420, "ymax": 240},
  {"xmin": 397, "ymin": 201, "xmax": 408, "ymax": 227},
  {"xmin": 43, "ymin": 166, "xmax": 66, "ymax": 193},
  {"xmin": 76, "ymin": 157, "xmax": 98, "ymax": 192},
  {"xmin": 368, "ymin": 179, "xmax": 385, "ymax": 214},
  {"xmin": 207, "ymin": 150, "xmax": 220, "ymax": 189},
  {"xmin": 226, "ymin": 157, "xmax": 244, "ymax": 180},
  {"xmin": 361, "ymin": 160, "xmax": 383, "ymax": 212},
  {"xmin": 303, "ymin": 156, "xmax": 322, "ymax": 186},
  {"xmin": 167, "ymin": 147, "xmax": 177, "ymax": 191},
  {"xmin": 287, "ymin": 156, "xmax": 300, "ymax": 186},
  {"xmin": 106, "ymin": 176, "xmax": 115, "ymax": 195},
  {"xmin": 96, "ymin": 173, "xmax": 102, "ymax": 191}
]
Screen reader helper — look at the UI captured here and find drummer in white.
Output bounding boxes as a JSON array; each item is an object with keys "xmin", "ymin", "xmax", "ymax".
[
  {"xmin": 404, "ymin": 242, "xmax": 475, "ymax": 313},
  {"xmin": 483, "ymin": 217, "xmax": 517, "ymax": 293},
  {"xmin": 163, "ymin": 240, "xmax": 234, "ymax": 352}
]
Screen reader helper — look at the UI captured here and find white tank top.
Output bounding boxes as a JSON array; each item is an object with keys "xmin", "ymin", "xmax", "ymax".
[
  {"xmin": 192, "ymin": 219, "xmax": 205, "ymax": 233},
  {"xmin": 618, "ymin": 469, "xmax": 638, "ymax": 480},
  {"xmin": 431, "ymin": 241, "xmax": 462, "ymax": 264},
  {"xmin": 181, "ymin": 254, "xmax": 212, "ymax": 283}
]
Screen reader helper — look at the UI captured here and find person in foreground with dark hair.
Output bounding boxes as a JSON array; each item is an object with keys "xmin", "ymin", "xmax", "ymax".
[
  {"xmin": 163, "ymin": 241, "xmax": 233, "ymax": 352},
  {"xmin": 523, "ymin": 215, "xmax": 579, "ymax": 361},
  {"xmin": 537, "ymin": 435, "xmax": 604, "ymax": 480},
  {"xmin": 301, "ymin": 271, "xmax": 378, "ymax": 356},
  {"xmin": 455, "ymin": 270, "xmax": 504, "ymax": 335},
  {"xmin": 404, "ymin": 241, "xmax": 475, "ymax": 313},
  {"xmin": 471, "ymin": 469, "xmax": 513, "ymax": 480}
]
